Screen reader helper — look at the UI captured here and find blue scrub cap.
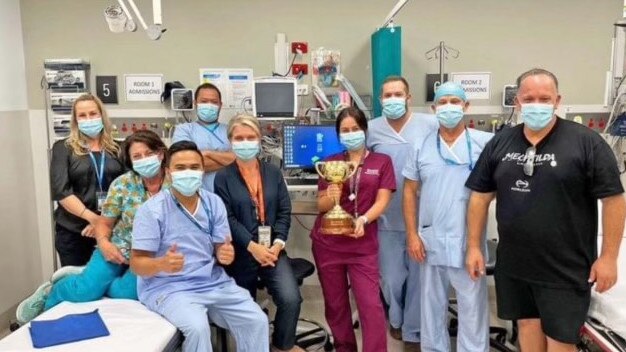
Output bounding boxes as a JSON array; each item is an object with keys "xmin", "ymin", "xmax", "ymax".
[{"xmin": 433, "ymin": 82, "xmax": 467, "ymax": 102}]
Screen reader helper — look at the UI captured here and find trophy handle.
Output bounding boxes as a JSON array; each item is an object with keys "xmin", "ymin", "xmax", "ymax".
[
  {"xmin": 344, "ymin": 161, "xmax": 359, "ymax": 180},
  {"xmin": 314, "ymin": 161, "xmax": 325, "ymax": 179}
]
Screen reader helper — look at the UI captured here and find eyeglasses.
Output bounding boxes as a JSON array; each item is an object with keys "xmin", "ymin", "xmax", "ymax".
[{"xmin": 523, "ymin": 146, "xmax": 536, "ymax": 176}]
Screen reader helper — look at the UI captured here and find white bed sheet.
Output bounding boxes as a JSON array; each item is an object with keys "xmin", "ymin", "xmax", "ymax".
[
  {"xmin": 0, "ymin": 299, "xmax": 178, "ymax": 352},
  {"xmin": 588, "ymin": 235, "xmax": 626, "ymax": 340}
]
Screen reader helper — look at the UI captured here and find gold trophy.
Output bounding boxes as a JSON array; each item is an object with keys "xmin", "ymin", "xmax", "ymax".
[{"xmin": 315, "ymin": 160, "xmax": 358, "ymax": 235}]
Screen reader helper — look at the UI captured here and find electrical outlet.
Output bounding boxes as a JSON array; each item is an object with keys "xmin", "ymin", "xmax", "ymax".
[
  {"xmin": 292, "ymin": 64, "xmax": 308, "ymax": 76},
  {"xmin": 291, "ymin": 42, "xmax": 308, "ymax": 54},
  {"xmin": 297, "ymin": 84, "xmax": 309, "ymax": 96}
]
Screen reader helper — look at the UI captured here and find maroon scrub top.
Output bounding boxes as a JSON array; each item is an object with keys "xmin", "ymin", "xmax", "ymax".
[{"xmin": 311, "ymin": 151, "xmax": 396, "ymax": 255}]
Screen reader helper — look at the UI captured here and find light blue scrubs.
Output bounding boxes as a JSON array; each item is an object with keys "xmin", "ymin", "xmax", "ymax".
[
  {"xmin": 402, "ymin": 128, "xmax": 492, "ymax": 352},
  {"xmin": 367, "ymin": 112, "xmax": 438, "ymax": 342},
  {"xmin": 132, "ymin": 189, "xmax": 268, "ymax": 352},
  {"xmin": 172, "ymin": 122, "xmax": 230, "ymax": 192}
]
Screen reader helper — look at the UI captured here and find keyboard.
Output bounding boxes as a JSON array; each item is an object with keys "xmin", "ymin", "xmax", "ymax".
[{"xmin": 285, "ymin": 177, "xmax": 318, "ymax": 186}]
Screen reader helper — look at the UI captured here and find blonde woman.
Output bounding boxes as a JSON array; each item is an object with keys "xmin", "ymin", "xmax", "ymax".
[
  {"xmin": 214, "ymin": 115, "xmax": 303, "ymax": 352},
  {"xmin": 50, "ymin": 94, "xmax": 124, "ymax": 266}
]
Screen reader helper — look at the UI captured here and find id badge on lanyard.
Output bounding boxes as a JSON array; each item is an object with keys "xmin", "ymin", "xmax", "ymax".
[
  {"xmin": 258, "ymin": 226, "xmax": 272, "ymax": 248},
  {"xmin": 252, "ymin": 200, "xmax": 272, "ymax": 248},
  {"xmin": 96, "ymin": 192, "xmax": 107, "ymax": 212},
  {"xmin": 89, "ymin": 151, "xmax": 106, "ymax": 212}
]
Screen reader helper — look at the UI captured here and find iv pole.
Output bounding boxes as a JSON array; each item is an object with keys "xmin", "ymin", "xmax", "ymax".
[{"xmin": 425, "ymin": 41, "xmax": 460, "ymax": 86}]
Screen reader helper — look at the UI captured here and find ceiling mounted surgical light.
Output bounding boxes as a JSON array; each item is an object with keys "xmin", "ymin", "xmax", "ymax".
[{"xmin": 103, "ymin": 0, "xmax": 165, "ymax": 40}]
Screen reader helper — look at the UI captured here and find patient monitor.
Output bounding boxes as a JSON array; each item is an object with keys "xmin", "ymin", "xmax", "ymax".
[{"xmin": 252, "ymin": 77, "xmax": 298, "ymax": 120}]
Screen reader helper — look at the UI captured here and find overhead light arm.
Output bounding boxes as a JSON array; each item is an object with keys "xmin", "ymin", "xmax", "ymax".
[
  {"xmin": 147, "ymin": 0, "xmax": 165, "ymax": 40},
  {"xmin": 153, "ymin": 0, "xmax": 162, "ymax": 25},
  {"xmin": 127, "ymin": 0, "xmax": 148, "ymax": 30},
  {"xmin": 117, "ymin": 0, "xmax": 133, "ymax": 22},
  {"xmin": 381, "ymin": 0, "xmax": 409, "ymax": 29}
]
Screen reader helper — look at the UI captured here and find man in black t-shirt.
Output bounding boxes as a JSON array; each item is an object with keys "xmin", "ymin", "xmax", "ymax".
[{"xmin": 465, "ymin": 68, "xmax": 625, "ymax": 351}]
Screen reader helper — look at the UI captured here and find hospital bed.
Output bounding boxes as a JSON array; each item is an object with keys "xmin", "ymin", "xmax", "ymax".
[
  {"xmin": 579, "ymin": 234, "xmax": 626, "ymax": 352},
  {"xmin": 0, "ymin": 299, "xmax": 181, "ymax": 351}
]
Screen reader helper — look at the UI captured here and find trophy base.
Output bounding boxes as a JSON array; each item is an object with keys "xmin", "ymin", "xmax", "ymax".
[{"xmin": 320, "ymin": 217, "xmax": 355, "ymax": 235}]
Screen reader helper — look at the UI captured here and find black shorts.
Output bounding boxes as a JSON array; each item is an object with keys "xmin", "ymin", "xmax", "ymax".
[{"xmin": 495, "ymin": 272, "xmax": 590, "ymax": 344}]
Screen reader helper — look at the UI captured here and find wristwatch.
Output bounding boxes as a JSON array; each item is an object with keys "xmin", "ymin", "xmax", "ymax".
[{"xmin": 273, "ymin": 239, "xmax": 286, "ymax": 249}]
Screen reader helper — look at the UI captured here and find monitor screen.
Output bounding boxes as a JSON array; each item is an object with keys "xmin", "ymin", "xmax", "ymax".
[
  {"xmin": 254, "ymin": 81, "xmax": 296, "ymax": 118},
  {"xmin": 171, "ymin": 89, "xmax": 194, "ymax": 111},
  {"xmin": 503, "ymin": 85, "xmax": 518, "ymax": 107},
  {"xmin": 282, "ymin": 125, "xmax": 345, "ymax": 169}
]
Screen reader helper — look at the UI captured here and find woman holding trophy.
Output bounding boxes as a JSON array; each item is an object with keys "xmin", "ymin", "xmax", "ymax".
[{"xmin": 311, "ymin": 107, "xmax": 396, "ymax": 352}]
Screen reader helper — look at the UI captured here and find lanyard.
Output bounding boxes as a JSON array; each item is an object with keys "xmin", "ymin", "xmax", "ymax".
[
  {"xmin": 347, "ymin": 150, "xmax": 369, "ymax": 218},
  {"xmin": 436, "ymin": 128, "xmax": 474, "ymax": 171},
  {"xmin": 237, "ymin": 162, "xmax": 266, "ymax": 225},
  {"xmin": 198, "ymin": 122, "xmax": 226, "ymax": 145},
  {"xmin": 170, "ymin": 191, "xmax": 213, "ymax": 235},
  {"xmin": 88, "ymin": 151, "xmax": 106, "ymax": 191}
]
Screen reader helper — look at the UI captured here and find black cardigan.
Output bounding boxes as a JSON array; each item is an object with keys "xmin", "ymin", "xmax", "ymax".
[
  {"xmin": 50, "ymin": 140, "xmax": 124, "ymax": 233},
  {"xmin": 214, "ymin": 161, "xmax": 291, "ymax": 249}
]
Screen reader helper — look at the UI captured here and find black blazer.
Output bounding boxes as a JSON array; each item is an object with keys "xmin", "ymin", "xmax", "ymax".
[{"xmin": 214, "ymin": 161, "xmax": 291, "ymax": 250}]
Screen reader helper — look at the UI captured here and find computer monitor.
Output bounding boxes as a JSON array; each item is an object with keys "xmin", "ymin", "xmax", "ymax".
[
  {"xmin": 282, "ymin": 124, "xmax": 345, "ymax": 170},
  {"xmin": 253, "ymin": 77, "xmax": 298, "ymax": 119}
]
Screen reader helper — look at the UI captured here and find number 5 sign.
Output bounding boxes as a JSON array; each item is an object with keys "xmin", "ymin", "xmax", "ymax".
[{"xmin": 96, "ymin": 76, "xmax": 118, "ymax": 104}]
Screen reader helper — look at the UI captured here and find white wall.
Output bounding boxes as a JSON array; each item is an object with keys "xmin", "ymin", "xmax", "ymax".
[
  {"xmin": 0, "ymin": 0, "xmax": 27, "ymax": 112},
  {"xmin": 18, "ymin": 0, "xmax": 622, "ymax": 110},
  {"xmin": 0, "ymin": 0, "xmax": 45, "ymax": 330}
]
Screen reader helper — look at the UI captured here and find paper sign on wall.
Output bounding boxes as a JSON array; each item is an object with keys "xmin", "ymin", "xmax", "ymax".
[
  {"xmin": 199, "ymin": 68, "xmax": 253, "ymax": 109},
  {"xmin": 125, "ymin": 74, "xmax": 163, "ymax": 102},
  {"xmin": 450, "ymin": 72, "xmax": 491, "ymax": 100}
]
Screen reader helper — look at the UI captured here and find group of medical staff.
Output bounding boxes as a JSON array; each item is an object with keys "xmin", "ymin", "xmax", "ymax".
[
  {"xmin": 14, "ymin": 67, "xmax": 626, "ymax": 352},
  {"xmin": 366, "ymin": 69, "xmax": 625, "ymax": 352}
]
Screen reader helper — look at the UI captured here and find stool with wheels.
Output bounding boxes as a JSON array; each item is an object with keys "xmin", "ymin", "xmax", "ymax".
[{"xmin": 258, "ymin": 257, "xmax": 333, "ymax": 351}]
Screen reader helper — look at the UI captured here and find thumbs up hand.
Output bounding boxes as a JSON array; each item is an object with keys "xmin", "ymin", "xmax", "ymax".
[
  {"xmin": 216, "ymin": 237, "xmax": 235, "ymax": 265},
  {"xmin": 161, "ymin": 243, "xmax": 184, "ymax": 273}
]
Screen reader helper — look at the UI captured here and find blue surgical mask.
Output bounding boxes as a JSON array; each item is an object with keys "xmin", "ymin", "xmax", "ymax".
[
  {"xmin": 132, "ymin": 155, "xmax": 161, "ymax": 178},
  {"xmin": 382, "ymin": 97, "xmax": 407, "ymax": 120},
  {"xmin": 521, "ymin": 103, "xmax": 554, "ymax": 131},
  {"xmin": 197, "ymin": 103, "xmax": 220, "ymax": 123},
  {"xmin": 171, "ymin": 170, "xmax": 203, "ymax": 196},
  {"xmin": 232, "ymin": 140, "xmax": 260, "ymax": 161},
  {"xmin": 436, "ymin": 104, "xmax": 465, "ymax": 128},
  {"xmin": 339, "ymin": 131, "xmax": 366, "ymax": 151},
  {"xmin": 78, "ymin": 117, "xmax": 104, "ymax": 138}
]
